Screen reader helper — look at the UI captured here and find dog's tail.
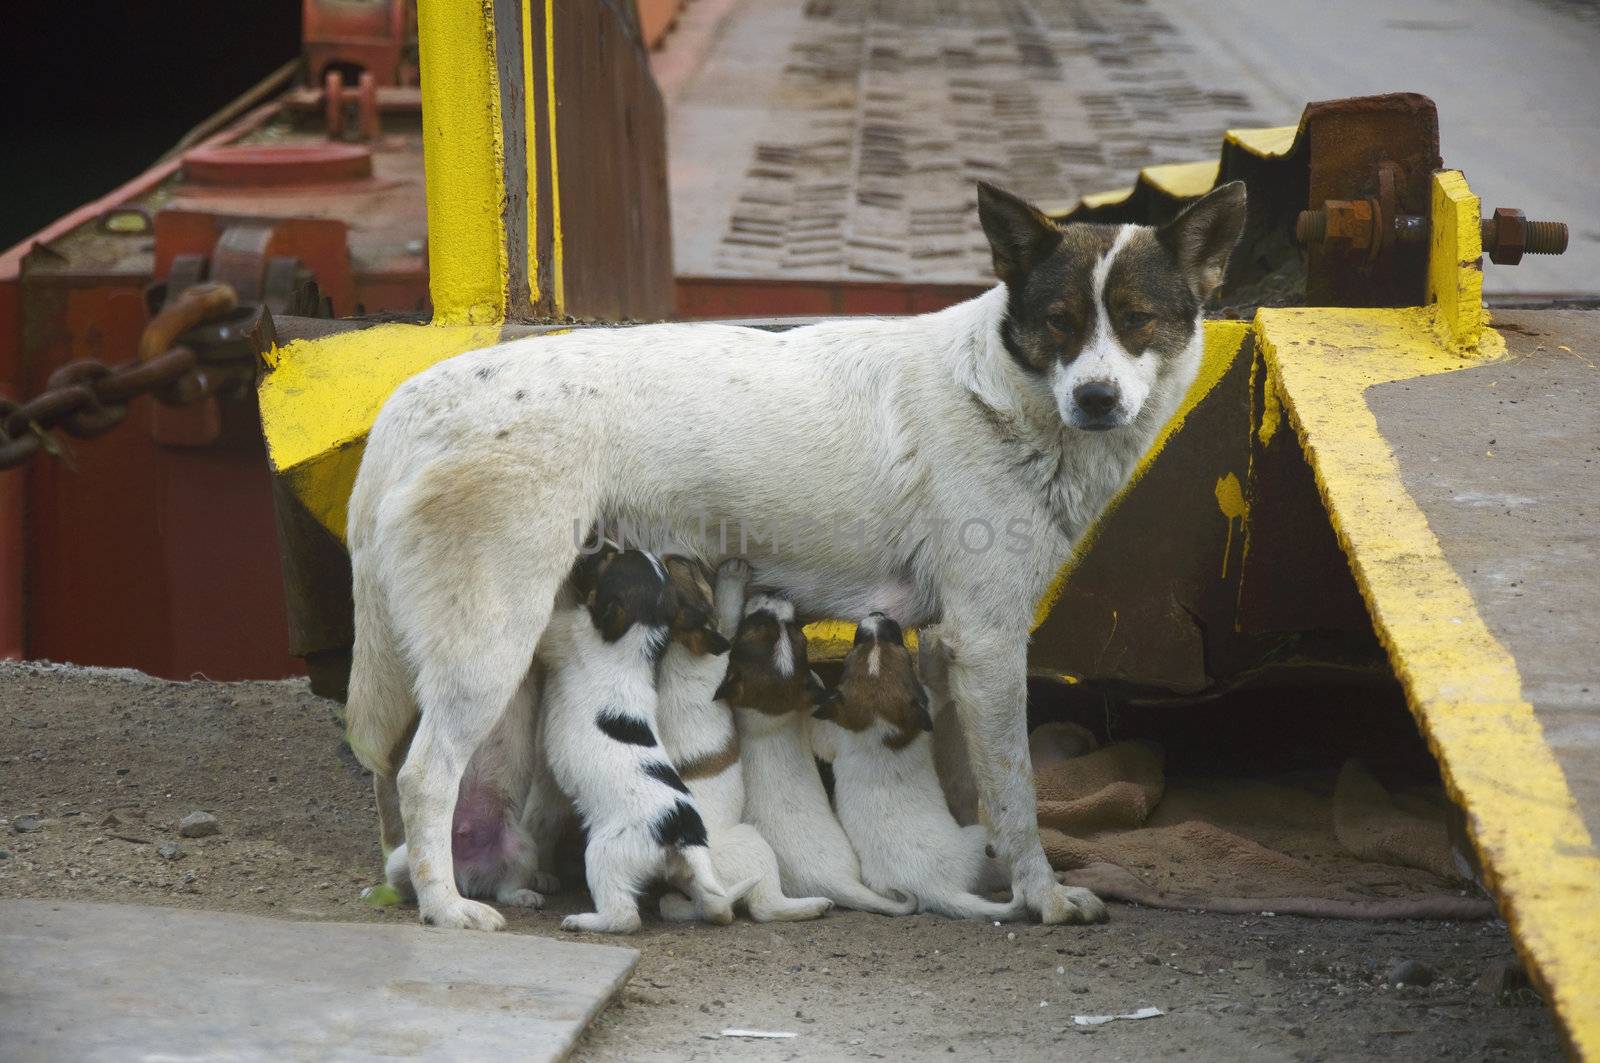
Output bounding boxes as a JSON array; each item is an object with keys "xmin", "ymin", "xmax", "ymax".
[
  {"xmin": 344, "ymin": 578, "xmax": 419, "ymax": 777},
  {"xmin": 923, "ymin": 891, "xmax": 1029, "ymax": 922},
  {"xmin": 827, "ymin": 880, "xmax": 919, "ymax": 917}
]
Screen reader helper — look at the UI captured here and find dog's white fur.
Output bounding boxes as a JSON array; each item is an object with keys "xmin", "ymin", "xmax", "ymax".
[
  {"xmin": 537, "ymin": 596, "xmax": 742, "ymax": 933},
  {"xmin": 381, "ymin": 669, "xmax": 558, "ymax": 914},
  {"xmin": 345, "ymin": 200, "xmax": 1224, "ymax": 927},
  {"xmin": 655, "ymin": 561, "xmax": 834, "ymax": 923},
  {"xmin": 813, "ymin": 618, "xmax": 1021, "ymax": 921},
  {"xmin": 732, "ymin": 596, "xmax": 917, "ymax": 915}
]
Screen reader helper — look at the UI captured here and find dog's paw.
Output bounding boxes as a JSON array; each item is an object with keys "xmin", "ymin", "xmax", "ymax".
[
  {"xmin": 1032, "ymin": 882, "xmax": 1109, "ymax": 926},
  {"xmin": 561, "ymin": 911, "xmax": 642, "ymax": 934},
  {"xmin": 717, "ymin": 557, "xmax": 754, "ymax": 584},
  {"xmin": 658, "ymin": 892, "xmax": 698, "ymax": 922},
  {"xmin": 496, "ymin": 887, "xmax": 546, "ymax": 909},
  {"xmin": 526, "ymin": 870, "xmax": 562, "ymax": 894},
  {"xmin": 420, "ymin": 897, "xmax": 506, "ymax": 932}
]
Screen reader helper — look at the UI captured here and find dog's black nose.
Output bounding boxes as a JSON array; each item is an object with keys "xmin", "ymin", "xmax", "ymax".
[{"xmin": 1073, "ymin": 381, "xmax": 1119, "ymax": 417}]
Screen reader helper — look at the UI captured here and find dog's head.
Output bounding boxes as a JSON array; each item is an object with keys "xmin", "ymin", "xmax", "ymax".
[
  {"xmin": 714, "ymin": 594, "xmax": 825, "ymax": 714},
  {"xmin": 574, "ymin": 547, "xmax": 676, "ymax": 644},
  {"xmin": 812, "ymin": 612, "xmax": 933, "ymax": 751},
  {"xmin": 977, "ymin": 180, "xmax": 1247, "ymax": 431},
  {"xmin": 662, "ymin": 555, "xmax": 732, "ymax": 656}
]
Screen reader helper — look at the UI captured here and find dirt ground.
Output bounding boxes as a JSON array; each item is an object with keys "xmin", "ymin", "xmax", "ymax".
[{"xmin": 0, "ymin": 662, "xmax": 1564, "ymax": 1061}]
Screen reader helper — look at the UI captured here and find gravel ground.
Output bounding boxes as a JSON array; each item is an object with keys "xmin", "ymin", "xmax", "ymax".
[{"xmin": 0, "ymin": 661, "xmax": 1563, "ymax": 1061}]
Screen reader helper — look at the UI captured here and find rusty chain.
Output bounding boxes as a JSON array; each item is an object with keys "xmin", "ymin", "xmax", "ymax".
[{"xmin": 0, "ymin": 284, "xmax": 268, "ymax": 471}]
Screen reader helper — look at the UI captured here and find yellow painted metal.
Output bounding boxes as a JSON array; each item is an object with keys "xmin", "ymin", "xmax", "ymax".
[
  {"xmin": 260, "ymin": 323, "xmax": 504, "ymax": 539},
  {"xmin": 1142, "ymin": 160, "xmax": 1220, "ymax": 199},
  {"xmin": 1427, "ymin": 169, "xmax": 1487, "ymax": 350},
  {"xmin": 519, "ymin": 0, "xmax": 541, "ymax": 306},
  {"xmin": 416, "ymin": 0, "xmax": 507, "ymax": 326},
  {"xmin": 1077, "ymin": 186, "xmax": 1133, "ymax": 210},
  {"xmin": 1223, "ymin": 124, "xmax": 1297, "ymax": 158},
  {"xmin": 1254, "ymin": 305, "xmax": 1598, "ymax": 1058},
  {"xmin": 1031, "ymin": 319, "xmax": 1252, "ymax": 630},
  {"xmin": 543, "ymin": 0, "xmax": 565, "ymax": 314}
]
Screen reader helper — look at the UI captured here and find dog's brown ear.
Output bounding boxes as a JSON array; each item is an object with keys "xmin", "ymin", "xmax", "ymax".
[
  {"xmin": 702, "ymin": 629, "xmax": 732, "ymax": 656},
  {"xmin": 714, "ymin": 671, "xmax": 741, "ymax": 704},
  {"xmin": 807, "ymin": 671, "xmax": 839, "ymax": 719},
  {"xmin": 572, "ymin": 541, "xmax": 619, "ymax": 598},
  {"xmin": 596, "ymin": 599, "xmax": 632, "ymax": 641},
  {"xmin": 977, "ymin": 181, "xmax": 1061, "ymax": 285},
  {"xmin": 1157, "ymin": 181, "xmax": 1247, "ymax": 302}
]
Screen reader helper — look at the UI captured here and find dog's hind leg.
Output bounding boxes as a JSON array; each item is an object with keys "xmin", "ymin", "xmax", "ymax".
[
  {"xmin": 391, "ymin": 469, "xmax": 590, "ymax": 931},
  {"xmin": 562, "ymin": 834, "xmax": 646, "ymax": 934},
  {"xmin": 923, "ymin": 891, "xmax": 1029, "ymax": 922},
  {"xmin": 718, "ymin": 824, "xmax": 831, "ymax": 922},
  {"xmin": 920, "ymin": 630, "xmax": 979, "ymax": 826}
]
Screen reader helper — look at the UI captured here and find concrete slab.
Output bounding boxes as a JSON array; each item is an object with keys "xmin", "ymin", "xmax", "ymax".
[
  {"xmin": 0, "ymin": 899, "xmax": 638, "ymax": 1063},
  {"xmin": 1369, "ymin": 309, "xmax": 1600, "ymax": 843}
]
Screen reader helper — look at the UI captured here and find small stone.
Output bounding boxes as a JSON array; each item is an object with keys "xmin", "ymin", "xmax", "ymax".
[
  {"xmin": 157, "ymin": 842, "xmax": 184, "ymax": 861},
  {"xmin": 178, "ymin": 811, "xmax": 220, "ymax": 838},
  {"xmin": 1389, "ymin": 959, "xmax": 1437, "ymax": 987},
  {"xmin": 13, "ymin": 815, "xmax": 43, "ymax": 834},
  {"xmin": 115, "ymin": 767, "xmax": 130, "ymax": 776},
  {"xmin": 1288, "ymin": 1026, "xmax": 1307, "ymax": 1039},
  {"xmin": 1476, "ymin": 959, "xmax": 1530, "ymax": 999},
  {"xmin": 100, "ymin": 812, "xmax": 122, "ymax": 828},
  {"xmin": 0, "ymin": 851, "xmax": 9, "ymax": 860}
]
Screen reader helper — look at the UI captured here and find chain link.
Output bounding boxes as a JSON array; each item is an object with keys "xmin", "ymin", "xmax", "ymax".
[{"xmin": 0, "ymin": 284, "xmax": 264, "ymax": 472}]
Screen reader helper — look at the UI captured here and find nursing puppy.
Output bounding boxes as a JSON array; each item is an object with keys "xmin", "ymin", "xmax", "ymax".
[
  {"xmin": 540, "ymin": 548, "xmax": 749, "ymax": 933},
  {"xmin": 728, "ymin": 595, "xmax": 916, "ymax": 916},
  {"xmin": 345, "ymin": 180, "xmax": 1245, "ymax": 928},
  {"xmin": 655, "ymin": 559, "xmax": 834, "ymax": 923},
  {"xmin": 814, "ymin": 614, "xmax": 1023, "ymax": 921}
]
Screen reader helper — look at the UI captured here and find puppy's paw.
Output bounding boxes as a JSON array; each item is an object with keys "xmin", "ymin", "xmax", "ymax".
[
  {"xmin": 420, "ymin": 897, "xmax": 506, "ymax": 932},
  {"xmin": 1032, "ymin": 882, "xmax": 1109, "ymax": 926},
  {"xmin": 717, "ymin": 557, "xmax": 754, "ymax": 584},
  {"xmin": 527, "ymin": 870, "xmax": 562, "ymax": 894},
  {"xmin": 658, "ymin": 892, "xmax": 698, "ymax": 922},
  {"xmin": 496, "ymin": 887, "xmax": 546, "ymax": 909},
  {"xmin": 561, "ymin": 911, "xmax": 642, "ymax": 934}
]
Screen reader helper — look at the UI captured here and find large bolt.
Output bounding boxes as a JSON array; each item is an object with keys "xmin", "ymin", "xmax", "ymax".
[
  {"xmin": 1480, "ymin": 208, "xmax": 1568, "ymax": 266},
  {"xmin": 1296, "ymin": 209, "xmax": 1327, "ymax": 244}
]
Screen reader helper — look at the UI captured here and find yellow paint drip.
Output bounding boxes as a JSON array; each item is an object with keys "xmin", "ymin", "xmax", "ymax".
[
  {"xmin": 1033, "ymin": 319, "xmax": 1251, "ymax": 629},
  {"xmin": 543, "ymin": 0, "xmax": 564, "ymax": 314},
  {"xmin": 1254, "ymin": 306, "xmax": 1599, "ymax": 1055},
  {"xmin": 1213, "ymin": 472, "xmax": 1245, "ymax": 579}
]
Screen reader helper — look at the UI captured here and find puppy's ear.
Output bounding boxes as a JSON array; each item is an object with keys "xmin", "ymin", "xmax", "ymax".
[
  {"xmin": 1156, "ymin": 180, "xmax": 1247, "ymax": 302},
  {"xmin": 597, "ymin": 600, "xmax": 631, "ymax": 642},
  {"xmin": 572, "ymin": 541, "xmax": 619, "ymax": 597},
  {"xmin": 807, "ymin": 671, "xmax": 839, "ymax": 719},
  {"xmin": 910, "ymin": 684, "xmax": 935, "ymax": 733},
  {"xmin": 702, "ymin": 629, "xmax": 732, "ymax": 656},
  {"xmin": 714, "ymin": 671, "xmax": 740, "ymax": 704},
  {"xmin": 977, "ymin": 181, "xmax": 1061, "ymax": 285}
]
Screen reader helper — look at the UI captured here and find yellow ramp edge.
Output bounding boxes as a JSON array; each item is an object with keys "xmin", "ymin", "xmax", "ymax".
[
  {"xmin": 1255, "ymin": 304, "xmax": 1600, "ymax": 1058},
  {"xmin": 1223, "ymin": 124, "xmax": 1297, "ymax": 158}
]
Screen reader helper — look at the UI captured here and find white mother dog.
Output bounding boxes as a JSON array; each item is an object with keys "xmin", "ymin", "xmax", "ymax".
[{"xmin": 345, "ymin": 181, "xmax": 1246, "ymax": 930}]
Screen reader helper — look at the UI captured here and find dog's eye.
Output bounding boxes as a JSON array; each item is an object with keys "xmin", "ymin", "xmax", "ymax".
[
  {"xmin": 1045, "ymin": 312, "xmax": 1074, "ymax": 337},
  {"xmin": 1120, "ymin": 311, "xmax": 1154, "ymax": 331}
]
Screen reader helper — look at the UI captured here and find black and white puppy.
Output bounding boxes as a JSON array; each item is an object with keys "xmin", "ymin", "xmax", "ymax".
[
  {"xmin": 655, "ymin": 558, "xmax": 833, "ymax": 923},
  {"xmin": 813, "ymin": 614, "xmax": 1022, "ymax": 921},
  {"xmin": 729, "ymin": 595, "xmax": 917, "ymax": 916},
  {"xmin": 539, "ymin": 548, "xmax": 753, "ymax": 933}
]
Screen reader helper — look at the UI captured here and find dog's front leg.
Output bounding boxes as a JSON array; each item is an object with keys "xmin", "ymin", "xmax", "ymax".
[{"xmin": 944, "ymin": 625, "xmax": 1107, "ymax": 925}]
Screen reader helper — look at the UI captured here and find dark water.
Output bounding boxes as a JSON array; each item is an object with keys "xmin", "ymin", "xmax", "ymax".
[{"xmin": 1, "ymin": 0, "xmax": 299, "ymax": 250}]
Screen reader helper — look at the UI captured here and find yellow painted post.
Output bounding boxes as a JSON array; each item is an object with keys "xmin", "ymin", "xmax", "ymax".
[
  {"xmin": 415, "ymin": 0, "xmax": 564, "ymax": 325},
  {"xmin": 1427, "ymin": 169, "xmax": 1487, "ymax": 351},
  {"xmin": 416, "ymin": 0, "xmax": 507, "ymax": 325}
]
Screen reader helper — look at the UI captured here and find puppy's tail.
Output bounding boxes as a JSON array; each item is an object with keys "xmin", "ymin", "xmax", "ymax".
[
  {"xmin": 345, "ymin": 581, "xmax": 418, "ymax": 776},
  {"xmin": 924, "ymin": 891, "xmax": 1029, "ymax": 923},
  {"xmin": 828, "ymin": 880, "xmax": 919, "ymax": 917}
]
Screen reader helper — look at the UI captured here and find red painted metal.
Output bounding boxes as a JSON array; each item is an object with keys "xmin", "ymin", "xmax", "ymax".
[
  {"xmin": 183, "ymin": 144, "xmax": 374, "ymax": 187},
  {"xmin": 301, "ymin": 0, "xmax": 417, "ymax": 87}
]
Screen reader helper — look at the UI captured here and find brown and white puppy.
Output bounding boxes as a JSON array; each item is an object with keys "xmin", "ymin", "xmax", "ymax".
[
  {"xmin": 813, "ymin": 614, "xmax": 1021, "ymax": 921},
  {"xmin": 655, "ymin": 558, "xmax": 833, "ymax": 922},
  {"xmin": 728, "ymin": 595, "xmax": 916, "ymax": 916}
]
